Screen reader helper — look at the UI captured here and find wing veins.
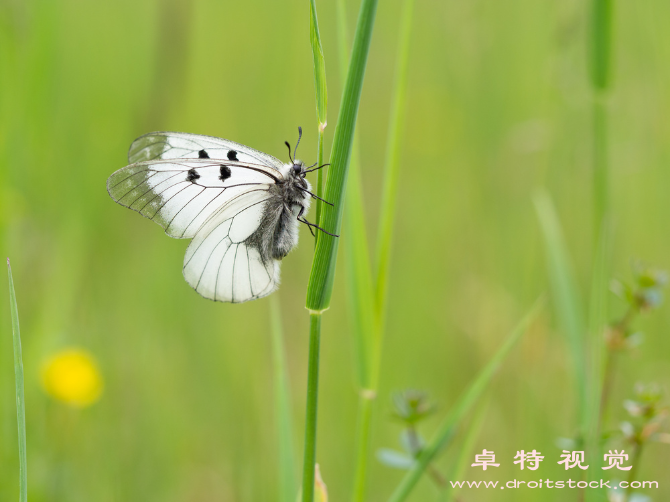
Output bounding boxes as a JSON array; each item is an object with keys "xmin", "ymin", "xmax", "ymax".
[
  {"xmin": 231, "ymin": 245, "xmax": 240, "ymax": 303},
  {"xmin": 148, "ymin": 183, "xmax": 193, "ymax": 222},
  {"xmin": 119, "ymin": 171, "xmax": 183, "ymax": 205},
  {"xmin": 183, "ymin": 190, "xmax": 270, "ymax": 266},
  {"xmin": 164, "ymin": 186, "xmax": 207, "ymax": 233},
  {"xmin": 135, "ymin": 178, "xmax": 188, "ymax": 213},
  {"xmin": 109, "ymin": 168, "xmax": 151, "ymax": 191}
]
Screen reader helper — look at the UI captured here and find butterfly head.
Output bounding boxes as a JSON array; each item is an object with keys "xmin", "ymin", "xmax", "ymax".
[
  {"xmin": 285, "ymin": 127, "xmax": 327, "ymax": 180},
  {"xmin": 285, "ymin": 127, "xmax": 306, "ymax": 176},
  {"xmin": 292, "ymin": 159, "xmax": 306, "ymax": 176}
]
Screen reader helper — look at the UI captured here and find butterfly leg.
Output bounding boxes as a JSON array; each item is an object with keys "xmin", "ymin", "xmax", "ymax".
[
  {"xmin": 296, "ymin": 204, "xmax": 338, "ymax": 237},
  {"xmin": 303, "ymin": 218, "xmax": 316, "ymax": 237},
  {"xmin": 298, "ymin": 216, "xmax": 339, "ymax": 237},
  {"xmin": 296, "ymin": 186, "xmax": 334, "ymax": 206}
]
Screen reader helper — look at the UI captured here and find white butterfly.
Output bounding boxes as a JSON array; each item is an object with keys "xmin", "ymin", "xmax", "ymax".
[{"xmin": 107, "ymin": 128, "xmax": 333, "ymax": 303}]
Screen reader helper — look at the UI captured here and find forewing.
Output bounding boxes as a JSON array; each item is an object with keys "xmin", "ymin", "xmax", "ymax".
[
  {"xmin": 107, "ymin": 159, "xmax": 279, "ymax": 239},
  {"xmin": 183, "ymin": 190, "xmax": 279, "ymax": 303},
  {"xmin": 129, "ymin": 131, "xmax": 285, "ymax": 172}
]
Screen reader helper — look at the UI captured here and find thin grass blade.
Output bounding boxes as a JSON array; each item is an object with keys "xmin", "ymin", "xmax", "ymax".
[
  {"xmin": 270, "ymin": 296, "xmax": 297, "ymax": 502},
  {"xmin": 7, "ymin": 259, "xmax": 28, "ymax": 502},
  {"xmin": 387, "ymin": 300, "xmax": 542, "ymax": 502},
  {"xmin": 335, "ymin": 3, "xmax": 379, "ymax": 499},
  {"xmin": 305, "ymin": 0, "xmax": 379, "ymax": 311},
  {"xmin": 344, "ymin": 157, "xmax": 379, "ymax": 502},
  {"xmin": 533, "ymin": 191, "xmax": 588, "ymax": 431},
  {"xmin": 589, "ymin": 0, "xmax": 612, "ymax": 91},
  {"xmin": 374, "ymin": 0, "xmax": 414, "ymax": 325},
  {"xmin": 308, "ymin": 0, "xmax": 328, "ymax": 231},
  {"xmin": 440, "ymin": 399, "xmax": 489, "ymax": 502},
  {"xmin": 344, "ymin": 159, "xmax": 376, "ymax": 389},
  {"xmin": 584, "ymin": 223, "xmax": 611, "ymax": 502}
]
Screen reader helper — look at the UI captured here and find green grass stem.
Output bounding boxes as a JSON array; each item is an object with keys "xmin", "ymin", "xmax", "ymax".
[
  {"xmin": 336, "ymin": 1, "xmax": 414, "ymax": 498},
  {"xmin": 374, "ymin": 0, "xmax": 413, "ymax": 325},
  {"xmin": 308, "ymin": 0, "xmax": 328, "ymax": 232},
  {"xmin": 305, "ymin": 0, "xmax": 379, "ymax": 311},
  {"xmin": 302, "ymin": 0, "xmax": 378, "ymax": 499},
  {"xmin": 440, "ymin": 400, "xmax": 489, "ymax": 502},
  {"xmin": 589, "ymin": 0, "xmax": 612, "ymax": 92},
  {"xmin": 586, "ymin": 4, "xmax": 613, "ymax": 498},
  {"xmin": 534, "ymin": 191, "xmax": 588, "ymax": 432},
  {"xmin": 335, "ymin": 3, "xmax": 379, "ymax": 499},
  {"xmin": 301, "ymin": 314, "xmax": 322, "ymax": 502},
  {"xmin": 301, "ymin": 0, "xmax": 378, "ymax": 499},
  {"xmin": 344, "ymin": 158, "xmax": 377, "ymax": 390},
  {"xmin": 585, "ymin": 224, "xmax": 611, "ymax": 500},
  {"xmin": 387, "ymin": 301, "xmax": 542, "ymax": 502},
  {"xmin": 351, "ymin": 393, "xmax": 374, "ymax": 502},
  {"xmin": 270, "ymin": 296, "xmax": 297, "ymax": 502},
  {"xmin": 8, "ymin": 259, "xmax": 28, "ymax": 502},
  {"xmin": 593, "ymin": 96, "xmax": 608, "ymax": 240}
]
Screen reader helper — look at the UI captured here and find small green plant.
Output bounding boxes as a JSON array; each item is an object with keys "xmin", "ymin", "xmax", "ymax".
[
  {"xmin": 601, "ymin": 265, "xmax": 667, "ymax": 420},
  {"xmin": 386, "ymin": 304, "xmax": 541, "ymax": 502},
  {"xmin": 617, "ymin": 383, "xmax": 668, "ymax": 500},
  {"xmin": 378, "ymin": 390, "xmax": 446, "ymax": 487}
]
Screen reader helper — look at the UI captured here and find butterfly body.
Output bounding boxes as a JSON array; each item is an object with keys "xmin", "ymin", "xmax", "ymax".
[
  {"xmin": 246, "ymin": 164, "xmax": 311, "ymax": 261},
  {"xmin": 107, "ymin": 131, "xmax": 324, "ymax": 303}
]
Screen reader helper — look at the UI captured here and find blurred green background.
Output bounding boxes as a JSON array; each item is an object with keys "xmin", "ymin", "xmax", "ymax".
[{"xmin": 1, "ymin": 0, "xmax": 669, "ymax": 500}]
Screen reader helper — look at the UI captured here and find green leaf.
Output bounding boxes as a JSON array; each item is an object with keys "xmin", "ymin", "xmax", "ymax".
[
  {"xmin": 305, "ymin": 0, "xmax": 379, "ymax": 311},
  {"xmin": 7, "ymin": 259, "xmax": 28, "ymax": 502},
  {"xmin": 386, "ymin": 301, "xmax": 542, "ymax": 502}
]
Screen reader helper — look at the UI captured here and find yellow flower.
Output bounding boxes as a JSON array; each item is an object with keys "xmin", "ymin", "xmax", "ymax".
[{"xmin": 41, "ymin": 349, "xmax": 103, "ymax": 407}]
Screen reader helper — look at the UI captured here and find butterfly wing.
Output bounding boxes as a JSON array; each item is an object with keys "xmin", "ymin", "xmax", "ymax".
[
  {"xmin": 109, "ymin": 132, "xmax": 288, "ymax": 303},
  {"xmin": 107, "ymin": 158, "xmax": 281, "ymax": 239},
  {"xmin": 128, "ymin": 131, "xmax": 285, "ymax": 171},
  {"xmin": 183, "ymin": 189, "xmax": 279, "ymax": 303}
]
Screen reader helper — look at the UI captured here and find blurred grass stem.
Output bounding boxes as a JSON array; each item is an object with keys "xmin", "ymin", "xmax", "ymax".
[
  {"xmin": 336, "ymin": 0, "xmax": 413, "ymax": 499},
  {"xmin": 375, "ymin": 0, "xmax": 414, "ymax": 324},
  {"xmin": 270, "ymin": 296, "xmax": 297, "ymax": 502},
  {"xmin": 8, "ymin": 259, "xmax": 28, "ymax": 502},
  {"xmin": 586, "ymin": 2, "xmax": 613, "ymax": 498}
]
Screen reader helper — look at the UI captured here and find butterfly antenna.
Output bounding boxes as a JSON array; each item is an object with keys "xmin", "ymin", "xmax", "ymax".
[
  {"xmin": 294, "ymin": 126, "xmax": 303, "ymax": 160},
  {"xmin": 285, "ymin": 141, "xmax": 294, "ymax": 164}
]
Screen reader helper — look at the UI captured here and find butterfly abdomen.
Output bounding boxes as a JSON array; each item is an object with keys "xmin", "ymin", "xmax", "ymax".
[
  {"xmin": 271, "ymin": 206, "xmax": 300, "ymax": 259},
  {"xmin": 261, "ymin": 179, "xmax": 311, "ymax": 260}
]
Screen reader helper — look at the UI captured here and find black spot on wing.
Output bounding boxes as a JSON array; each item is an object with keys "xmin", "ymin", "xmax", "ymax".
[
  {"xmin": 227, "ymin": 150, "xmax": 238, "ymax": 161},
  {"xmin": 187, "ymin": 168, "xmax": 200, "ymax": 182},
  {"xmin": 198, "ymin": 149, "xmax": 210, "ymax": 159},
  {"xmin": 219, "ymin": 165, "xmax": 232, "ymax": 181}
]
